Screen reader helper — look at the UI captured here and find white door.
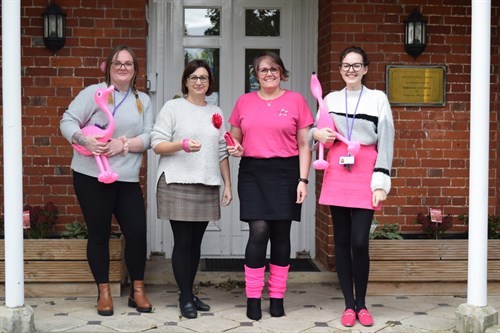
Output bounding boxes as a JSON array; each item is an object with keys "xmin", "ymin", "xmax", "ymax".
[{"xmin": 146, "ymin": 0, "xmax": 318, "ymax": 258}]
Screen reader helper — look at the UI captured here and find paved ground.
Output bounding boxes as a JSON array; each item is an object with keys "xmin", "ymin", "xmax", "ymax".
[{"xmin": 17, "ymin": 283, "xmax": 500, "ymax": 333}]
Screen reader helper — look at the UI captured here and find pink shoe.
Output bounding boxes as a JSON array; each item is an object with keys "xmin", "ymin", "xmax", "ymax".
[
  {"xmin": 341, "ymin": 309, "xmax": 356, "ymax": 327},
  {"xmin": 357, "ymin": 309, "xmax": 374, "ymax": 326}
]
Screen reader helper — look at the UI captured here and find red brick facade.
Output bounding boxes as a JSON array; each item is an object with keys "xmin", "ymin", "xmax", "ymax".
[
  {"xmin": 0, "ymin": 1, "xmax": 498, "ymax": 270},
  {"xmin": 315, "ymin": 0, "xmax": 499, "ymax": 268},
  {"xmin": 0, "ymin": 0, "xmax": 149, "ymax": 231}
]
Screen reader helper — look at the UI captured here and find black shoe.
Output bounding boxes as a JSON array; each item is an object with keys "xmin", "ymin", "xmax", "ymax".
[
  {"xmin": 270, "ymin": 298, "xmax": 285, "ymax": 317},
  {"xmin": 246, "ymin": 298, "xmax": 262, "ymax": 320},
  {"xmin": 179, "ymin": 300, "xmax": 197, "ymax": 319},
  {"xmin": 193, "ymin": 296, "xmax": 210, "ymax": 311}
]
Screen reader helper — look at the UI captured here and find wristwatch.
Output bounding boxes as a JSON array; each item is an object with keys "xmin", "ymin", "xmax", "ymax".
[{"xmin": 298, "ymin": 178, "xmax": 309, "ymax": 184}]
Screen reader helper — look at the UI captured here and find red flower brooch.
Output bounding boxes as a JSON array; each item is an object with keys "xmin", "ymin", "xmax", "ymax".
[{"xmin": 212, "ymin": 113, "xmax": 223, "ymax": 129}]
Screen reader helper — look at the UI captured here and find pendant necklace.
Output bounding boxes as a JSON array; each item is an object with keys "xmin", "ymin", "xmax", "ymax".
[{"xmin": 260, "ymin": 90, "xmax": 280, "ymax": 107}]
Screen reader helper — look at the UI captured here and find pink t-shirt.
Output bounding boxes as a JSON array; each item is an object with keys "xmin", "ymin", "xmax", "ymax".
[{"xmin": 229, "ymin": 90, "xmax": 314, "ymax": 158}]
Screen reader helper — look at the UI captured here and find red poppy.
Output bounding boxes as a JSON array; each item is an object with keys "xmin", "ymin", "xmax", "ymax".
[{"xmin": 212, "ymin": 113, "xmax": 223, "ymax": 129}]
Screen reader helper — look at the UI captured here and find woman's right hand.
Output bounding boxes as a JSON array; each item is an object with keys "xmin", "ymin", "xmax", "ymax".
[
  {"xmin": 227, "ymin": 142, "xmax": 244, "ymax": 158},
  {"xmin": 85, "ymin": 135, "xmax": 108, "ymax": 155},
  {"xmin": 313, "ymin": 128, "xmax": 336, "ymax": 144}
]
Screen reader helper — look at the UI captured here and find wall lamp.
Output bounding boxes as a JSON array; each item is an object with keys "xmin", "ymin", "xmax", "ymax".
[
  {"xmin": 404, "ymin": 9, "xmax": 427, "ymax": 58},
  {"xmin": 43, "ymin": 3, "xmax": 66, "ymax": 53}
]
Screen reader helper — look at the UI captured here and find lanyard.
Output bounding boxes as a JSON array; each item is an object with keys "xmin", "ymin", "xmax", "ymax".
[
  {"xmin": 344, "ymin": 86, "xmax": 363, "ymax": 141},
  {"xmin": 113, "ymin": 89, "xmax": 130, "ymax": 116}
]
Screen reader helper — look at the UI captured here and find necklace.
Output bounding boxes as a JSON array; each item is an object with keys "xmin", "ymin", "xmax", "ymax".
[{"xmin": 259, "ymin": 90, "xmax": 281, "ymax": 107}]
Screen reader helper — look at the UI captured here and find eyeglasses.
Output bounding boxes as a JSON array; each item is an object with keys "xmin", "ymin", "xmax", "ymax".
[
  {"xmin": 188, "ymin": 75, "xmax": 209, "ymax": 83},
  {"xmin": 111, "ymin": 61, "xmax": 134, "ymax": 70},
  {"xmin": 257, "ymin": 67, "xmax": 279, "ymax": 75},
  {"xmin": 340, "ymin": 63, "xmax": 364, "ymax": 72}
]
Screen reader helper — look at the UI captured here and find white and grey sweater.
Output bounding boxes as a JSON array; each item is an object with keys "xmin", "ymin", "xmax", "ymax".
[
  {"xmin": 151, "ymin": 98, "xmax": 229, "ymax": 186},
  {"xmin": 309, "ymin": 86, "xmax": 394, "ymax": 194}
]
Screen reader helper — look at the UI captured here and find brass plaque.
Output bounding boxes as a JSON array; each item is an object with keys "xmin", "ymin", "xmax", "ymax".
[{"xmin": 386, "ymin": 65, "xmax": 446, "ymax": 106}]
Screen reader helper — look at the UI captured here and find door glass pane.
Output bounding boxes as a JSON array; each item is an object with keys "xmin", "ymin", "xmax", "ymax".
[
  {"xmin": 245, "ymin": 9, "xmax": 280, "ymax": 36},
  {"xmin": 245, "ymin": 48, "xmax": 280, "ymax": 93},
  {"xmin": 184, "ymin": 8, "xmax": 220, "ymax": 36},
  {"xmin": 184, "ymin": 48, "xmax": 220, "ymax": 105}
]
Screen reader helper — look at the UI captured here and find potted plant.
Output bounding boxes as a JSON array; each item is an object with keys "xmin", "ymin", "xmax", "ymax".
[
  {"xmin": 414, "ymin": 212, "xmax": 453, "ymax": 239},
  {"xmin": 0, "ymin": 202, "xmax": 126, "ymax": 297}
]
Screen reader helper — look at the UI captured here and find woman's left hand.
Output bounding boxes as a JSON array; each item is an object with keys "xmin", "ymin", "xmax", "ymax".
[
  {"xmin": 221, "ymin": 186, "xmax": 233, "ymax": 206},
  {"xmin": 372, "ymin": 189, "xmax": 387, "ymax": 207},
  {"xmin": 296, "ymin": 182, "xmax": 308, "ymax": 204},
  {"xmin": 104, "ymin": 138, "xmax": 125, "ymax": 157}
]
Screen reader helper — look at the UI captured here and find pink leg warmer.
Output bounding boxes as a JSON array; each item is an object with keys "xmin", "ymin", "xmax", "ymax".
[
  {"xmin": 268, "ymin": 264, "xmax": 290, "ymax": 299},
  {"xmin": 244, "ymin": 265, "xmax": 265, "ymax": 299}
]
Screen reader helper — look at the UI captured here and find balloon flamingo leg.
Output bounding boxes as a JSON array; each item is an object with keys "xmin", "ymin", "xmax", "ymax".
[
  {"xmin": 72, "ymin": 85, "xmax": 119, "ymax": 184},
  {"xmin": 310, "ymin": 73, "xmax": 360, "ymax": 170}
]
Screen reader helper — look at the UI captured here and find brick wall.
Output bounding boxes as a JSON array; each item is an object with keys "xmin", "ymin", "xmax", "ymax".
[
  {"xmin": 316, "ymin": 0, "xmax": 499, "ymax": 269},
  {"xmin": 0, "ymin": 0, "xmax": 148, "ymax": 232}
]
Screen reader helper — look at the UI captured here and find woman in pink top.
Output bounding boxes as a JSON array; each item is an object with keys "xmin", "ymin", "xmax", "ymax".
[{"xmin": 228, "ymin": 51, "xmax": 313, "ymax": 320}]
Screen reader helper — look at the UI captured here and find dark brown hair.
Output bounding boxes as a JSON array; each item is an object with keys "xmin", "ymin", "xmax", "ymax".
[
  {"xmin": 181, "ymin": 59, "xmax": 214, "ymax": 96},
  {"xmin": 253, "ymin": 50, "xmax": 289, "ymax": 81},
  {"xmin": 338, "ymin": 46, "xmax": 370, "ymax": 66}
]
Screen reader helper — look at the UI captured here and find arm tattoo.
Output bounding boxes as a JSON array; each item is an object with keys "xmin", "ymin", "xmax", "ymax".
[{"xmin": 72, "ymin": 132, "xmax": 87, "ymax": 146}]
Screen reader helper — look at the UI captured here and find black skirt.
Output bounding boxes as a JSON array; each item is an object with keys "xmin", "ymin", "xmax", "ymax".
[{"xmin": 238, "ymin": 156, "xmax": 302, "ymax": 222}]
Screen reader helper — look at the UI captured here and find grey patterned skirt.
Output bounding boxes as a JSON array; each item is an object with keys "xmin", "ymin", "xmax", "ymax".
[{"xmin": 156, "ymin": 173, "xmax": 221, "ymax": 221}]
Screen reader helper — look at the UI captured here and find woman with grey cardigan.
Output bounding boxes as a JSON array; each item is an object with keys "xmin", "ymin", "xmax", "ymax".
[{"xmin": 151, "ymin": 59, "xmax": 232, "ymax": 319}]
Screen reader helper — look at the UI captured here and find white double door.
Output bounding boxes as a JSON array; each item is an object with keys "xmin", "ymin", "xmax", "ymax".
[{"xmin": 146, "ymin": 0, "xmax": 318, "ymax": 258}]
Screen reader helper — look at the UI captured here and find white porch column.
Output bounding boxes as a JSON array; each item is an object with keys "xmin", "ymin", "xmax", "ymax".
[
  {"xmin": 466, "ymin": 0, "xmax": 491, "ymax": 307},
  {"xmin": 2, "ymin": 0, "xmax": 25, "ymax": 308},
  {"xmin": 456, "ymin": 1, "xmax": 497, "ymax": 332}
]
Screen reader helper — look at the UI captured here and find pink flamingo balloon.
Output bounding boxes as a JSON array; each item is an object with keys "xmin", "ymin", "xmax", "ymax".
[
  {"xmin": 72, "ymin": 85, "xmax": 119, "ymax": 184},
  {"xmin": 310, "ymin": 73, "xmax": 360, "ymax": 170}
]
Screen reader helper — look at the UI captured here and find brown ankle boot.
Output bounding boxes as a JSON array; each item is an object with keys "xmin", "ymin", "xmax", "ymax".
[
  {"xmin": 128, "ymin": 280, "xmax": 153, "ymax": 313},
  {"xmin": 97, "ymin": 283, "xmax": 113, "ymax": 316}
]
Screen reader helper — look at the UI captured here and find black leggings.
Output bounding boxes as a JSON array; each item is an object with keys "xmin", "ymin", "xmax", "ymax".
[
  {"xmin": 73, "ymin": 171, "xmax": 147, "ymax": 284},
  {"xmin": 330, "ymin": 206, "xmax": 374, "ymax": 311},
  {"xmin": 245, "ymin": 220, "xmax": 292, "ymax": 268},
  {"xmin": 170, "ymin": 220, "xmax": 208, "ymax": 304}
]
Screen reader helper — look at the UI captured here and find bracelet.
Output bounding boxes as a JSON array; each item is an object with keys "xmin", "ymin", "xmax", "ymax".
[
  {"xmin": 118, "ymin": 136, "xmax": 129, "ymax": 155},
  {"xmin": 182, "ymin": 138, "xmax": 190, "ymax": 152},
  {"xmin": 298, "ymin": 178, "xmax": 309, "ymax": 184}
]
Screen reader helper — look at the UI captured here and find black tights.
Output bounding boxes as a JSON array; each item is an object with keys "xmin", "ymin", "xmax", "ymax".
[
  {"xmin": 330, "ymin": 206, "xmax": 374, "ymax": 311},
  {"xmin": 245, "ymin": 220, "xmax": 292, "ymax": 268},
  {"xmin": 170, "ymin": 220, "xmax": 208, "ymax": 304},
  {"xmin": 73, "ymin": 171, "xmax": 147, "ymax": 284}
]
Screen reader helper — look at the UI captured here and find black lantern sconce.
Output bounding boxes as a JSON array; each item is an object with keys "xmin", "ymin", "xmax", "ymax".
[
  {"xmin": 404, "ymin": 9, "xmax": 427, "ymax": 58},
  {"xmin": 43, "ymin": 3, "xmax": 66, "ymax": 53}
]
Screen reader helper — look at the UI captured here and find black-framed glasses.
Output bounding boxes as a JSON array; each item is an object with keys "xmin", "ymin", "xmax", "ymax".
[
  {"xmin": 257, "ymin": 67, "xmax": 279, "ymax": 75},
  {"xmin": 111, "ymin": 61, "xmax": 134, "ymax": 70},
  {"xmin": 188, "ymin": 75, "xmax": 209, "ymax": 83},
  {"xmin": 340, "ymin": 63, "xmax": 364, "ymax": 72}
]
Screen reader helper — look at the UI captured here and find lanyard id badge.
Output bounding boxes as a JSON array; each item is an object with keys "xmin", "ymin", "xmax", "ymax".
[{"xmin": 339, "ymin": 154, "xmax": 354, "ymax": 172}]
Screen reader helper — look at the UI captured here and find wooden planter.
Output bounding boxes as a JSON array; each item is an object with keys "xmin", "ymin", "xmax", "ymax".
[
  {"xmin": 368, "ymin": 239, "xmax": 500, "ymax": 296},
  {"xmin": 0, "ymin": 237, "xmax": 126, "ymax": 297}
]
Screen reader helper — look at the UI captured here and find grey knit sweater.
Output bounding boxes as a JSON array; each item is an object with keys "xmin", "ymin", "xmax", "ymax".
[
  {"xmin": 151, "ymin": 98, "xmax": 229, "ymax": 186},
  {"xmin": 60, "ymin": 82, "xmax": 154, "ymax": 182}
]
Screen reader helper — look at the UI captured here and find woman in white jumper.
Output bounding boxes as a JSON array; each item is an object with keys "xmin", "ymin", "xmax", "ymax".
[
  {"xmin": 151, "ymin": 59, "xmax": 232, "ymax": 319},
  {"xmin": 310, "ymin": 46, "xmax": 394, "ymax": 328}
]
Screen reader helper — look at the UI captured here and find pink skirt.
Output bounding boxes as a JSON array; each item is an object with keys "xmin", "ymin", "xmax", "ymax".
[{"xmin": 319, "ymin": 142, "xmax": 381, "ymax": 210}]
